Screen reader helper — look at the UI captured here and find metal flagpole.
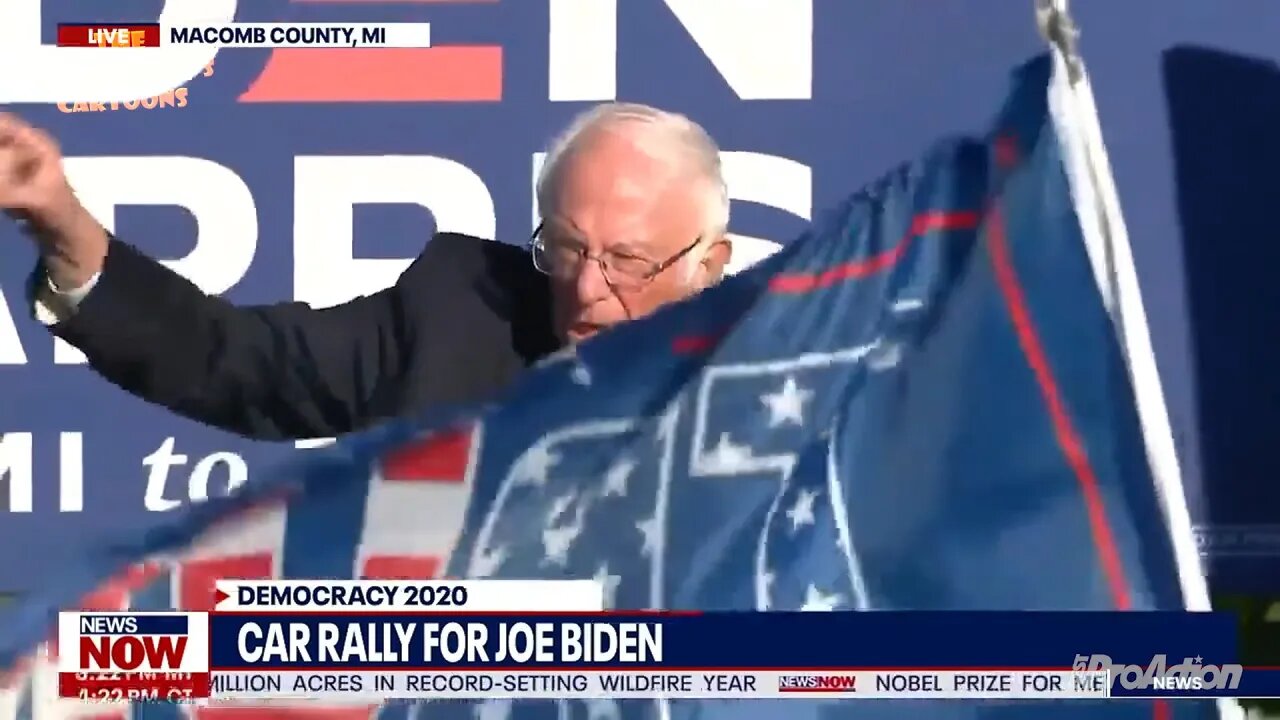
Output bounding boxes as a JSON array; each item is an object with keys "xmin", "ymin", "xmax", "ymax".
[
  {"xmin": 1033, "ymin": 3, "xmax": 1245, "ymax": 717},
  {"xmin": 1035, "ymin": 0, "xmax": 1081, "ymax": 85}
]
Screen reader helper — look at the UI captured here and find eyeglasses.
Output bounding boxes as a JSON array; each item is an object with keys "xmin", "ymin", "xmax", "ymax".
[{"xmin": 529, "ymin": 221, "xmax": 702, "ymax": 290}]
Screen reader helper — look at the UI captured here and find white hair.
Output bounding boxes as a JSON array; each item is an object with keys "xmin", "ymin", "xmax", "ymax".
[{"xmin": 536, "ymin": 103, "xmax": 731, "ymax": 263}]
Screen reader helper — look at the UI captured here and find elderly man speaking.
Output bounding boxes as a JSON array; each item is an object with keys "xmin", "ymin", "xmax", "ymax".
[{"xmin": 0, "ymin": 104, "xmax": 734, "ymax": 439}]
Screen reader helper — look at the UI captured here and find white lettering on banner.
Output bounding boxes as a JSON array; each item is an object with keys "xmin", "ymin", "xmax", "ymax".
[
  {"xmin": 0, "ymin": 433, "xmax": 83, "ymax": 513},
  {"xmin": 0, "ymin": 0, "xmax": 231, "ymax": 103},
  {"xmin": 548, "ymin": 0, "xmax": 813, "ymax": 100},
  {"xmin": 0, "ymin": 433, "xmax": 31, "ymax": 512},
  {"xmin": 55, "ymin": 157, "xmax": 258, "ymax": 365},
  {"xmin": 533, "ymin": 152, "xmax": 547, "ymax": 231},
  {"xmin": 0, "ymin": 286, "xmax": 27, "ymax": 365},
  {"xmin": 719, "ymin": 152, "xmax": 810, "ymax": 268},
  {"xmin": 547, "ymin": 0, "xmax": 617, "ymax": 101},
  {"xmin": 142, "ymin": 437, "xmax": 186, "ymax": 512},
  {"xmin": 143, "ymin": 436, "xmax": 249, "ymax": 512},
  {"xmin": 294, "ymin": 156, "xmax": 496, "ymax": 309},
  {"xmin": 60, "ymin": 432, "xmax": 84, "ymax": 512},
  {"xmin": 190, "ymin": 451, "xmax": 250, "ymax": 502}
]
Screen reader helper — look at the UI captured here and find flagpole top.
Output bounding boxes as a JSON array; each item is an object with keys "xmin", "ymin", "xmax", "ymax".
[{"xmin": 1035, "ymin": 0, "xmax": 1083, "ymax": 84}]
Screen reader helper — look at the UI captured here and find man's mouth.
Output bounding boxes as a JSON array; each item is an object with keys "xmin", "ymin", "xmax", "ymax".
[{"xmin": 567, "ymin": 321, "xmax": 605, "ymax": 340}]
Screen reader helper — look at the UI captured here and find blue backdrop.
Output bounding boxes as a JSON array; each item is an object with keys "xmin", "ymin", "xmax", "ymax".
[{"xmin": 0, "ymin": 0, "xmax": 1277, "ymax": 596}]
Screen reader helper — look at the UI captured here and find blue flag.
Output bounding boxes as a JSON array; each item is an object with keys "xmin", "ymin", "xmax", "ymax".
[{"xmin": 0, "ymin": 56, "xmax": 1215, "ymax": 719}]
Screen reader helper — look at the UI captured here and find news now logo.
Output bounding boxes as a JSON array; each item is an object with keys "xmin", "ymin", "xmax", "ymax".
[
  {"xmin": 778, "ymin": 674, "xmax": 858, "ymax": 693},
  {"xmin": 57, "ymin": 612, "xmax": 209, "ymax": 674}
]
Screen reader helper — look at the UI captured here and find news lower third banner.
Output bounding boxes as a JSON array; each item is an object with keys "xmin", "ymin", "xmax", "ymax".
[
  {"xmin": 53, "ymin": 22, "xmax": 433, "ymax": 48},
  {"xmin": 54, "ymin": 580, "xmax": 1275, "ymax": 703}
]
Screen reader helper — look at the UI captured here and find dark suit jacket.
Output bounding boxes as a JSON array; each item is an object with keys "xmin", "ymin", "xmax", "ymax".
[{"xmin": 41, "ymin": 233, "xmax": 560, "ymax": 440}]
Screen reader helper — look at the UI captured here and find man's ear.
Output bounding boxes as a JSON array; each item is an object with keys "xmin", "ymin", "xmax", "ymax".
[{"xmin": 696, "ymin": 235, "xmax": 733, "ymax": 287}]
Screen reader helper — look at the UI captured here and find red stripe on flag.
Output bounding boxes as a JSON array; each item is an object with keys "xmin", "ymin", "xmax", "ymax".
[
  {"xmin": 672, "ymin": 334, "xmax": 720, "ymax": 354},
  {"xmin": 673, "ymin": 211, "xmax": 979, "ymax": 353},
  {"xmin": 77, "ymin": 581, "xmax": 130, "ymax": 613},
  {"xmin": 381, "ymin": 429, "xmax": 472, "ymax": 482},
  {"xmin": 985, "ymin": 136, "xmax": 1131, "ymax": 610},
  {"xmin": 361, "ymin": 555, "xmax": 442, "ymax": 579},
  {"xmin": 768, "ymin": 211, "xmax": 981, "ymax": 293},
  {"xmin": 986, "ymin": 201, "xmax": 1132, "ymax": 609},
  {"xmin": 78, "ymin": 565, "xmax": 164, "ymax": 612},
  {"xmin": 177, "ymin": 554, "xmax": 275, "ymax": 611},
  {"xmin": 240, "ymin": 47, "xmax": 501, "ymax": 102}
]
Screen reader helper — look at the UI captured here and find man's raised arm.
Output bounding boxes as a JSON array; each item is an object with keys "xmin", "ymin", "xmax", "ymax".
[{"xmin": 0, "ymin": 112, "xmax": 557, "ymax": 441}]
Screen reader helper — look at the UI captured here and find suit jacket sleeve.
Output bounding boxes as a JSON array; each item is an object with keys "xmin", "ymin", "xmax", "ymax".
[{"xmin": 38, "ymin": 233, "xmax": 554, "ymax": 441}]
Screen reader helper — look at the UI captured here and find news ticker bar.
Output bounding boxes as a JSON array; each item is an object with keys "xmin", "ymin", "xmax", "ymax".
[
  {"xmin": 60, "ymin": 605, "xmax": 1243, "ymax": 673},
  {"xmin": 54, "ymin": 23, "xmax": 432, "ymax": 49},
  {"xmin": 59, "ymin": 670, "xmax": 1113, "ymax": 701}
]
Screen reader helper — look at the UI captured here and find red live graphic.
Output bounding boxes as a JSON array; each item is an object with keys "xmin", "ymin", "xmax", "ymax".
[{"xmin": 56, "ymin": 24, "xmax": 160, "ymax": 47}]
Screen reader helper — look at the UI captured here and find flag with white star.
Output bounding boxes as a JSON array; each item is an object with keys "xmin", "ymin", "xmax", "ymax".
[{"xmin": 0, "ymin": 57, "xmax": 1216, "ymax": 720}]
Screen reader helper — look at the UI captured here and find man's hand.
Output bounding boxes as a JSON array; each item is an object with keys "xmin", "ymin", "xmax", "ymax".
[{"xmin": 0, "ymin": 112, "xmax": 107, "ymax": 289}]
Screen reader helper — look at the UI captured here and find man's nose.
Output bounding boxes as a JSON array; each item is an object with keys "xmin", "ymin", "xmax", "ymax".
[{"xmin": 573, "ymin": 257, "xmax": 613, "ymax": 303}]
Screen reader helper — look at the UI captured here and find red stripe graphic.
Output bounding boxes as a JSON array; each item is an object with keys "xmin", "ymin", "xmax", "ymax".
[
  {"xmin": 240, "ymin": 46, "xmax": 501, "ymax": 102},
  {"xmin": 241, "ymin": 0, "xmax": 501, "ymax": 102}
]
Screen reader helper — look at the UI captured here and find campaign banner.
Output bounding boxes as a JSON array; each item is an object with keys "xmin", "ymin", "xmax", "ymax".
[{"xmin": 0, "ymin": 0, "xmax": 1276, "ymax": 601}]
